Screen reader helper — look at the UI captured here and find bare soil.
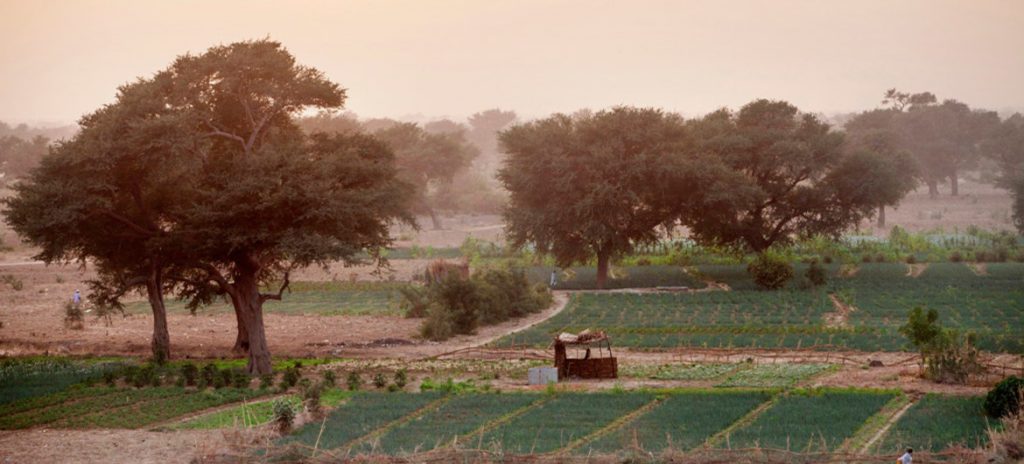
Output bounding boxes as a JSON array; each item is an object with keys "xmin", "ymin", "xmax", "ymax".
[{"xmin": 0, "ymin": 428, "xmax": 233, "ymax": 464}]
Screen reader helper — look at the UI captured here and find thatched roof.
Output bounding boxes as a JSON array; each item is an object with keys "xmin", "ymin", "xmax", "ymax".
[{"xmin": 554, "ymin": 329, "xmax": 609, "ymax": 345}]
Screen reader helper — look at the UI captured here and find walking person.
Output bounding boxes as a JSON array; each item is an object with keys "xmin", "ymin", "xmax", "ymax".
[
  {"xmin": 72, "ymin": 289, "xmax": 81, "ymax": 307},
  {"xmin": 549, "ymin": 270, "xmax": 558, "ymax": 288},
  {"xmin": 899, "ymin": 448, "xmax": 912, "ymax": 464}
]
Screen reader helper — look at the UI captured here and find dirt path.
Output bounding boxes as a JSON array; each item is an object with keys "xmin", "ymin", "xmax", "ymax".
[
  {"xmin": 906, "ymin": 263, "xmax": 928, "ymax": 277},
  {"xmin": 0, "ymin": 429, "xmax": 232, "ymax": 464},
  {"xmin": 824, "ymin": 293, "xmax": 856, "ymax": 328},
  {"xmin": 967, "ymin": 262, "xmax": 988, "ymax": 276},
  {"xmin": 859, "ymin": 395, "xmax": 920, "ymax": 453}
]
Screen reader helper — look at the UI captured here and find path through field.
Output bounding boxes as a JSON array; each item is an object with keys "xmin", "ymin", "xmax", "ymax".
[{"xmin": 0, "ymin": 429, "xmax": 232, "ymax": 464}]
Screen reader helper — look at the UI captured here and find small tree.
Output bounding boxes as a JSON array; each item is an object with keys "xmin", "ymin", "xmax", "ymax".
[{"xmin": 899, "ymin": 307, "xmax": 982, "ymax": 384}]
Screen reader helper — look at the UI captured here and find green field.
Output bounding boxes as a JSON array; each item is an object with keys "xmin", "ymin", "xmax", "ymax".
[
  {"xmin": 724, "ymin": 390, "xmax": 897, "ymax": 452},
  {"xmin": 0, "ymin": 386, "xmax": 268, "ymax": 430},
  {"xmin": 477, "ymin": 392, "xmax": 655, "ymax": 453},
  {"xmin": 373, "ymin": 393, "xmax": 541, "ymax": 454},
  {"xmin": 875, "ymin": 394, "xmax": 994, "ymax": 453},
  {"xmin": 496, "ymin": 263, "xmax": 1024, "ymax": 353},
  {"xmin": 584, "ymin": 391, "xmax": 770, "ymax": 453},
  {"xmin": 0, "ymin": 358, "xmax": 125, "ymax": 405},
  {"xmin": 527, "ymin": 265, "xmax": 707, "ymax": 290},
  {"xmin": 281, "ymin": 392, "xmax": 445, "ymax": 454},
  {"xmin": 126, "ymin": 281, "xmax": 404, "ymax": 316}
]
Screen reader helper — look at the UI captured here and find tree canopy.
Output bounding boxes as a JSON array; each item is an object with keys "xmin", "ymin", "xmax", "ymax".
[
  {"xmin": 4, "ymin": 39, "xmax": 414, "ymax": 374},
  {"xmin": 498, "ymin": 107, "xmax": 705, "ymax": 288}
]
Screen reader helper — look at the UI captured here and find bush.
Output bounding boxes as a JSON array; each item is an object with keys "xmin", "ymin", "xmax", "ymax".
[
  {"xmin": 259, "ymin": 373, "xmax": 275, "ymax": 390},
  {"xmin": 805, "ymin": 261, "xmax": 827, "ymax": 287},
  {"xmin": 399, "ymin": 285, "xmax": 430, "ymax": 318},
  {"xmin": 905, "ymin": 255, "xmax": 917, "ymax": 264},
  {"xmin": 372, "ymin": 372, "xmax": 387, "ymax": 389},
  {"xmin": 747, "ymin": 253, "xmax": 794, "ymax": 290},
  {"xmin": 950, "ymin": 250, "xmax": 963, "ymax": 262},
  {"xmin": 900, "ymin": 307, "xmax": 983, "ymax": 384},
  {"xmin": 231, "ymin": 369, "xmax": 250, "ymax": 389},
  {"xmin": 1, "ymin": 274, "xmax": 24, "ymax": 291},
  {"xmin": 861, "ymin": 254, "xmax": 873, "ymax": 263},
  {"xmin": 63, "ymin": 301, "xmax": 84, "ymax": 330},
  {"xmin": 272, "ymin": 398, "xmax": 297, "ymax": 434},
  {"xmin": 985, "ymin": 376, "xmax": 1023, "ymax": 419},
  {"xmin": 347, "ymin": 371, "xmax": 362, "ymax": 391},
  {"xmin": 322, "ymin": 369, "xmax": 336, "ymax": 386},
  {"xmin": 214, "ymin": 368, "xmax": 231, "ymax": 389},
  {"xmin": 301, "ymin": 382, "xmax": 323, "ymax": 418},
  {"xmin": 280, "ymin": 367, "xmax": 300, "ymax": 390},
  {"xmin": 394, "ymin": 369, "xmax": 408, "ymax": 389},
  {"xmin": 180, "ymin": 363, "xmax": 199, "ymax": 386}
]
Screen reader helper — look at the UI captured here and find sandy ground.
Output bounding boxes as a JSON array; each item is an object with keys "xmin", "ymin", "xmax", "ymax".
[{"xmin": 0, "ymin": 429, "xmax": 236, "ymax": 464}]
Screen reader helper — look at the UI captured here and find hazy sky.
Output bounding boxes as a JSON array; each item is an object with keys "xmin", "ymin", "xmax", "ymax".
[{"xmin": 1, "ymin": 0, "xmax": 1022, "ymax": 125}]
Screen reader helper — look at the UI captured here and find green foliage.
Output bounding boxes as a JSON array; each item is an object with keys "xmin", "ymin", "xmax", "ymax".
[
  {"xmin": 372, "ymin": 372, "xmax": 387, "ymax": 389},
  {"xmin": 747, "ymin": 252, "xmax": 795, "ymax": 290},
  {"xmin": 984, "ymin": 376, "xmax": 1022, "ymax": 419},
  {"xmin": 899, "ymin": 306, "xmax": 943, "ymax": 350},
  {"xmin": 805, "ymin": 261, "xmax": 828, "ymax": 287},
  {"xmin": 322, "ymin": 369, "xmax": 336, "ymax": 387},
  {"xmin": 230, "ymin": 370, "xmax": 250, "ymax": 389},
  {"xmin": 899, "ymin": 307, "xmax": 983, "ymax": 384},
  {"xmin": 419, "ymin": 377, "xmax": 479, "ymax": 394},
  {"xmin": 715, "ymin": 364, "xmax": 833, "ymax": 388},
  {"xmin": 420, "ymin": 268, "xmax": 552, "ymax": 341},
  {"xmin": 259, "ymin": 374, "xmax": 275, "ymax": 390},
  {"xmin": 280, "ymin": 367, "xmax": 301, "ymax": 391},
  {"xmin": 393, "ymin": 369, "xmax": 408, "ymax": 389},
  {"xmin": 179, "ymin": 363, "xmax": 198, "ymax": 387},
  {"xmin": 398, "ymin": 285, "xmax": 430, "ymax": 318},
  {"xmin": 0, "ymin": 358, "xmax": 124, "ymax": 405},
  {"xmin": 346, "ymin": 371, "xmax": 362, "ymax": 391},
  {"xmin": 272, "ymin": 398, "xmax": 298, "ymax": 433}
]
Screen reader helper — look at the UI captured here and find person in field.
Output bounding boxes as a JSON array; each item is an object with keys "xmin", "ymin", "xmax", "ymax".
[
  {"xmin": 550, "ymin": 270, "xmax": 557, "ymax": 288},
  {"xmin": 73, "ymin": 289, "xmax": 81, "ymax": 306},
  {"xmin": 899, "ymin": 448, "xmax": 912, "ymax": 464}
]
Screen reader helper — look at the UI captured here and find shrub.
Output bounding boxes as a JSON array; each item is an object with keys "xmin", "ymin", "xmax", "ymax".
[
  {"xmin": 900, "ymin": 307, "xmax": 983, "ymax": 384},
  {"xmin": 861, "ymin": 254, "xmax": 873, "ymax": 263},
  {"xmin": 63, "ymin": 301, "xmax": 84, "ymax": 330},
  {"xmin": 372, "ymin": 372, "xmax": 387, "ymax": 389},
  {"xmin": 822, "ymin": 255, "xmax": 833, "ymax": 264},
  {"xmin": 180, "ymin": 363, "xmax": 199, "ymax": 386},
  {"xmin": 399, "ymin": 285, "xmax": 430, "ymax": 318},
  {"xmin": 950, "ymin": 251, "xmax": 963, "ymax": 262},
  {"xmin": 213, "ymin": 368, "xmax": 231, "ymax": 389},
  {"xmin": 322, "ymin": 369, "xmax": 336, "ymax": 386},
  {"xmin": 419, "ymin": 268, "xmax": 552, "ymax": 341},
  {"xmin": 805, "ymin": 261, "xmax": 827, "ymax": 287},
  {"xmin": 985, "ymin": 376, "xmax": 1023, "ymax": 419},
  {"xmin": 134, "ymin": 365, "xmax": 156, "ymax": 388},
  {"xmin": 347, "ymin": 371, "xmax": 362, "ymax": 391},
  {"xmin": 394, "ymin": 369, "xmax": 408, "ymax": 389},
  {"xmin": 905, "ymin": 255, "xmax": 917, "ymax": 264},
  {"xmin": 747, "ymin": 253, "xmax": 794, "ymax": 290},
  {"xmin": 873, "ymin": 253, "xmax": 886, "ymax": 263},
  {"xmin": 1, "ymin": 274, "xmax": 24, "ymax": 291},
  {"xmin": 260, "ymin": 373, "xmax": 275, "ymax": 390},
  {"xmin": 201, "ymin": 364, "xmax": 217, "ymax": 385},
  {"xmin": 102, "ymin": 370, "xmax": 117, "ymax": 387},
  {"xmin": 280, "ymin": 367, "xmax": 301, "ymax": 390},
  {"xmin": 272, "ymin": 398, "xmax": 297, "ymax": 434},
  {"xmin": 231, "ymin": 369, "xmax": 250, "ymax": 389},
  {"xmin": 301, "ymin": 382, "xmax": 323, "ymax": 418}
]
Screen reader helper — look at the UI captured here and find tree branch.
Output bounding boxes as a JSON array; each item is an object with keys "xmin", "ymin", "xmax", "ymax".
[
  {"xmin": 89, "ymin": 209, "xmax": 157, "ymax": 237},
  {"xmin": 259, "ymin": 270, "xmax": 290, "ymax": 303},
  {"xmin": 200, "ymin": 264, "xmax": 237, "ymax": 300}
]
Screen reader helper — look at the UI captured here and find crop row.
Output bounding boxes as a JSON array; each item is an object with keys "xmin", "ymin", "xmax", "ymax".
[{"xmin": 279, "ymin": 391, "xmax": 991, "ymax": 456}]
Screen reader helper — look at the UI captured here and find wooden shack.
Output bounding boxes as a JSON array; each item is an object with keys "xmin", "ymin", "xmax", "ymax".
[{"xmin": 553, "ymin": 330, "xmax": 617, "ymax": 380}]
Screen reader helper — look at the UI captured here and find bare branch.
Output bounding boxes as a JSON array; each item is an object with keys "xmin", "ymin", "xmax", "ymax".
[{"xmin": 260, "ymin": 270, "xmax": 290, "ymax": 303}]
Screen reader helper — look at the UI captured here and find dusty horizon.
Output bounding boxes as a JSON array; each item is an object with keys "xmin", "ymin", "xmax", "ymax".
[{"xmin": 1, "ymin": 0, "xmax": 1023, "ymax": 126}]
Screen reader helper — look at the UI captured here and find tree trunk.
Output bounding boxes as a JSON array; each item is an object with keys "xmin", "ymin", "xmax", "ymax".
[
  {"xmin": 927, "ymin": 180, "xmax": 939, "ymax": 198},
  {"xmin": 427, "ymin": 206, "xmax": 443, "ymax": 230},
  {"xmin": 595, "ymin": 250, "xmax": 610, "ymax": 290},
  {"xmin": 949, "ymin": 172, "xmax": 959, "ymax": 196},
  {"xmin": 145, "ymin": 266, "xmax": 171, "ymax": 364},
  {"xmin": 233, "ymin": 265, "xmax": 272, "ymax": 375},
  {"xmin": 877, "ymin": 204, "xmax": 886, "ymax": 228},
  {"xmin": 232, "ymin": 305, "xmax": 249, "ymax": 353}
]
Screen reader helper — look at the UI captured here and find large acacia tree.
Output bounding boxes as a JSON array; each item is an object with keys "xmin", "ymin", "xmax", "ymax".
[
  {"xmin": 498, "ymin": 107, "xmax": 718, "ymax": 288},
  {"xmin": 5, "ymin": 40, "xmax": 413, "ymax": 374},
  {"xmin": 682, "ymin": 99, "xmax": 901, "ymax": 253},
  {"xmin": 4, "ymin": 77, "xmax": 197, "ymax": 362}
]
